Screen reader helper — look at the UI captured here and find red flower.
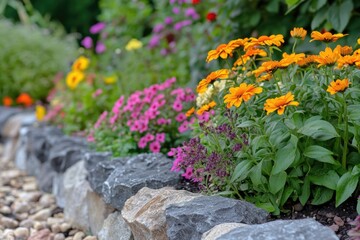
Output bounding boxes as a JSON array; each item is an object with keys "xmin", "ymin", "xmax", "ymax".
[
  {"xmin": 192, "ymin": 0, "xmax": 200, "ymax": 4},
  {"xmin": 2, "ymin": 96, "xmax": 13, "ymax": 107},
  {"xmin": 16, "ymin": 93, "xmax": 33, "ymax": 107},
  {"xmin": 206, "ymin": 12, "xmax": 217, "ymax": 22}
]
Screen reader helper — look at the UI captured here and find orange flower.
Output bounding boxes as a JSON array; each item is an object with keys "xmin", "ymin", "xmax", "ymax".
[
  {"xmin": 297, "ymin": 55, "xmax": 317, "ymax": 67},
  {"xmin": 314, "ymin": 47, "xmax": 341, "ymax": 67},
  {"xmin": 252, "ymin": 60, "xmax": 279, "ymax": 77},
  {"xmin": 226, "ymin": 38, "xmax": 249, "ymax": 51},
  {"xmin": 245, "ymin": 34, "xmax": 284, "ymax": 49},
  {"xmin": 310, "ymin": 31, "xmax": 347, "ymax": 43},
  {"xmin": 233, "ymin": 48, "xmax": 267, "ymax": 67},
  {"xmin": 196, "ymin": 78, "xmax": 211, "ymax": 93},
  {"xmin": 185, "ymin": 107, "xmax": 195, "ymax": 117},
  {"xmin": 257, "ymin": 73, "xmax": 273, "ymax": 82},
  {"xmin": 224, "ymin": 83, "xmax": 263, "ymax": 108},
  {"xmin": 2, "ymin": 96, "xmax": 13, "ymax": 107},
  {"xmin": 196, "ymin": 101, "xmax": 216, "ymax": 115},
  {"xmin": 279, "ymin": 52, "xmax": 305, "ymax": 68},
  {"xmin": 206, "ymin": 44, "xmax": 233, "ymax": 62},
  {"xmin": 264, "ymin": 92, "xmax": 299, "ymax": 115},
  {"xmin": 206, "ymin": 69, "xmax": 230, "ymax": 82},
  {"xmin": 16, "ymin": 93, "xmax": 33, "ymax": 107},
  {"xmin": 334, "ymin": 45, "xmax": 353, "ymax": 56},
  {"xmin": 337, "ymin": 55, "xmax": 360, "ymax": 68},
  {"xmin": 290, "ymin": 27, "xmax": 307, "ymax": 40},
  {"xmin": 327, "ymin": 79, "xmax": 350, "ymax": 95}
]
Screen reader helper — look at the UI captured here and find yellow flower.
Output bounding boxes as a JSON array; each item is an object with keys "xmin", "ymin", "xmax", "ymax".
[
  {"xmin": 245, "ymin": 34, "xmax": 284, "ymax": 49},
  {"xmin": 279, "ymin": 52, "xmax": 305, "ymax": 68},
  {"xmin": 66, "ymin": 71, "xmax": 85, "ymax": 90},
  {"xmin": 196, "ymin": 101, "xmax": 216, "ymax": 115},
  {"xmin": 357, "ymin": 38, "xmax": 360, "ymax": 45},
  {"xmin": 334, "ymin": 45, "xmax": 353, "ymax": 56},
  {"xmin": 290, "ymin": 27, "xmax": 307, "ymax": 40},
  {"xmin": 224, "ymin": 83, "xmax": 263, "ymax": 108},
  {"xmin": 125, "ymin": 38, "xmax": 143, "ymax": 51},
  {"xmin": 310, "ymin": 31, "xmax": 347, "ymax": 43},
  {"xmin": 233, "ymin": 48, "xmax": 267, "ymax": 68},
  {"xmin": 185, "ymin": 107, "xmax": 195, "ymax": 117},
  {"xmin": 314, "ymin": 47, "xmax": 341, "ymax": 67},
  {"xmin": 264, "ymin": 92, "xmax": 299, "ymax": 115},
  {"xmin": 327, "ymin": 79, "xmax": 350, "ymax": 95},
  {"xmin": 72, "ymin": 56, "xmax": 90, "ymax": 71},
  {"xmin": 206, "ymin": 44, "xmax": 233, "ymax": 62},
  {"xmin": 257, "ymin": 73, "xmax": 273, "ymax": 82},
  {"xmin": 337, "ymin": 55, "xmax": 360, "ymax": 68},
  {"xmin": 196, "ymin": 78, "xmax": 211, "ymax": 93},
  {"xmin": 206, "ymin": 69, "xmax": 230, "ymax": 82},
  {"xmin": 104, "ymin": 75, "xmax": 117, "ymax": 84},
  {"xmin": 36, "ymin": 105, "xmax": 46, "ymax": 121},
  {"xmin": 226, "ymin": 38, "xmax": 249, "ymax": 51},
  {"xmin": 297, "ymin": 55, "xmax": 317, "ymax": 68}
]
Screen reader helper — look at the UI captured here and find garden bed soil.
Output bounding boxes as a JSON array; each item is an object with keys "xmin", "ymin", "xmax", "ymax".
[{"xmin": 176, "ymin": 177, "xmax": 358, "ymax": 240}]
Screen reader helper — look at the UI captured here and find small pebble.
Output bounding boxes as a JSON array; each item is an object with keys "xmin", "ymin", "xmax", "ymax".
[
  {"xmin": 14, "ymin": 227, "xmax": 29, "ymax": 239},
  {"xmin": 0, "ymin": 205, "xmax": 11, "ymax": 214},
  {"xmin": 54, "ymin": 233, "xmax": 66, "ymax": 240},
  {"xmin": 329, "ymin": 224, "xmax": 339, "ymax": 232},
  {"xmin": 83, "ymin": 236, "xmax": 97, "ymax": 240},
  {"xmin": 334, "ymin": 216, "xmax": 344, "ymax": 226},
  {"xmin": 1, "ymin": 216, "xmax": 19, "ymax": 228},
  {"xmin": 73, "ymin": 231, "xmax": 85, "ymax": 240},
  {"xmin": 60, "ymin": 222, "xmax": 71, "ymax": 232}
]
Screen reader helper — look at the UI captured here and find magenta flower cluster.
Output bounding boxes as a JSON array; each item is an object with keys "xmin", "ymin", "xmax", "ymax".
[
  {"xmin": 81, "ymin": 22, "xmax": 107, "ymax": 54},
  {"xmin": 349, "ymin": 215, "xmax": 360, "ymax": 239},
  {"xmin": 148, "ymin": 0, "xmax": 201, "ymax": 55},
  {"xmin": 90, "ymin": 77, "xmax": 196, "ymax": 154}
]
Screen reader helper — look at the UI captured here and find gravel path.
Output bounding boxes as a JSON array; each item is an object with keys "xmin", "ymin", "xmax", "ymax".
[{"xmin": 0, "ymin": 145, "xmax": 97, "ymax": 240}]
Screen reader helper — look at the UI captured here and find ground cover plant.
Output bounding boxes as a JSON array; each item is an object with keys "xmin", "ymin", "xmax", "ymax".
[{"xmin": 170, "ymin": 27, "xmax": 360, "ymax": 215}]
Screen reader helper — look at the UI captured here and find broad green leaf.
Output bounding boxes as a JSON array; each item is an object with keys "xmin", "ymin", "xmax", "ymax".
[
  {"xmin": 285, "ymin": 0, "xmax": 305, "ymax": 14},
  {"xmin": 312, "ymin": 187, "xmax": 333, "ymax": 205},
  {"xmin": 303, "ymin": 145, "xmax": 338, "ymax": 165},
  {"xmin": 328, "ymin": 0, "xmax": 353, "ymax": 32},
  {"xmin": 251, "ymin": 135, "xmax": 268, "ymax": 151},
  {"xmin": 250, "ymin": 162, "xmax": 263, "ymax": 186},
  {"xmin": 357, "ymin": 198, "xmax": 360, "ymax": 215},
  {"xmin": 309, "ymin": 170, "xmax": 339, "ymax": 190},
  {"xmin": 230, "ymin": 160, "xmax": 252, "ymax": 183},
  {"xmin": 298, "ymin": 120, "xmax": 339, "ymax": 141},
  {"xmin": 271, "ymin": 135, "xmax": 297, "ymax": 175},
  {"xmin": 336, "ymin": 172, "xmax": 359, "ymax": 207},
  {"xmin": 311, "ymin": 7, "xmax": 328, "ymax": 29},
  {"xmin": 348, "ymin": 105, "xmax": 360, "ymax": 121},
  {"xmin": 237, "ymin": 120, "xmax": 256, "ymax": 128},
  {"xmin": 256, "ymin": 202, "xmax": 275, "ymax": 213},
  {"xmin": 299, "ymin": 176, "xmax": 310, "ymax": 205},
  {"xmin": 269, "ymin": 171, "xmax": 287, "ymax": 194},
  {"xmin": 266, "ymin": 0, "xmax": 280, "ymax": 13},
  {"xmin": 280, "ymin": 186, "xmax": 294, "ymax": 207},
  {"xmin": 309, "ymin": 0, "xmax": 327, "ymax": 12}
]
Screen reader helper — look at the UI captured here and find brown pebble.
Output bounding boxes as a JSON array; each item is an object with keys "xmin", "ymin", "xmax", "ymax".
[
  {"xmin": 293, "ymin": 203, "xmax": 303, "ymax": 212},
  {"xmin": 28, "ymin": 228, "xmax": 53, "ymax": 240},
  {"xmin": 334, "ymin": 216, "xmax": 344, "ymax": 226},
  {"xmin": 1, "ymin": 216, "xmax": 19, "ymax": 228},
  {"xmin": 329, "ymin": 224, "xmax": 339, "ymax": 232},
  {"xmin": 73, "ymin": 231, "xmax": 85, "ymax": 240}
]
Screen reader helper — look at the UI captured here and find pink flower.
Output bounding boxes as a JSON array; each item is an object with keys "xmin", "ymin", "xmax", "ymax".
[
  {"xmin": 182, "ymin": 167, "xmax": 193, "ymax": 179},
  {"xmin": 90, "ymin": 22, "xmax": 106, "ymax": 34},
  {"xmin": 171, "ymin": 158, "xmax": 182, "ymax": 172},
  {"xmin": 130, "ymin": 121, "xmax": 141, "ymax": 132},
  {"xmin": 172, "ymin": 7, "xmax": 180, "ymax": 14},
  {"xmin": 138, "ymin": 138, "xmax": 147, "ymax": 149},
  {"xmin": 112, "ymin": 96, "xmax": 125, "ymax": 114},
  {"xmin": 149, "ymin": 35, "xmax": 161, "ymax": 48},
  {"xmin": 164, "ymin": 17, "xmax": 173, "ymax": 25},
  {"xmin": 149, "ymin": 141, "xmax": 161, "ymax": 153},
  {"xmin": 109, "ymin": 113, "xmax": 119, "ymax": 125},
  {"xmin": 156, "ymin": 133, "xmax": 166, "ymax": 143},
  {"xmin": 185, "ymin": 93, "xmax": 196, "ymax": 102},
  {"xmin": 94, "ymin": 111, "xmax": 108, "ymax": 129},
  {"xmin": 178, "ymin": 121, "xmax": 189, "ymax": 133},
  {"xmin": 175, "ymin": 113, "xmax": 186, "ymax": 122},
  {"xmin": 81, "ymin": 36, "xmax": 93, "ymax": 48},
  {"xmin": 153, "ymin": 23, "xmax": 164, "ymax": 33},
  {"xmin": 172, "ymin": 100, "xmax": 183, "ymax": 112},
  {"xmin": 87, "ymin": 132, "xmax": 95, "ymax": 142},
  {"xmin": 96, "ymin": 41, "xmax": 106, "ymax": 54},
  {"xmin": 144, "ymin": 133, "xmax": 155, "ymax": 142},
  {"xmin": 92, "ymin": 89, "xmax": 103, "ymax": 98}
]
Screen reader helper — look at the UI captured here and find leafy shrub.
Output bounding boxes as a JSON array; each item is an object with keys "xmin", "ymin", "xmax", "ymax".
[
  {"xmin": 90, "ymin": 77, "xmax": 196, "ymax": 157},
  {"xmin": 170, "ymin": 28, "xmax": 360, "ymax": 215},
  {"xmin": 0, "ymin": 20, "xmax": 76, "ymax": 101}
]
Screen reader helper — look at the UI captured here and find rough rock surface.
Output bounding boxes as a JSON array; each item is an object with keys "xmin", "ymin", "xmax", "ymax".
[
  {"xmin": 84, "ymin": 151, "xmax": 112, "ymax": 172},
  {"xmin": 0, "ymin": 107, "xmax": 21, "ymax": 134},
  {"xmin": 102, "ymin": 153, "xmax": 180, "ymax": 210},
  {"xmin": 166, "ymin": 195, "xmax": 269, "ymax": 240},
  {"xmin": 201, "ymin": 223, "xmax": 248, "ymax": 240},
  {"xmin": 98, "ymin": 211, "xmax": 133, "ymax": 240},
  {"xmin": 215, "ymin": 219, "xmax": 339, "ymax": 240},
  {"xmin": 63, "ymin": 160, "xmax": 114, "ymax": 235},
  {"xmin": 122, "ymin": 187, "xmax": 201, "ymax": 240}
]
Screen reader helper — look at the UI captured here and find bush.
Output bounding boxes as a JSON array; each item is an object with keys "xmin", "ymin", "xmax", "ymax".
[
  {"xmin": 170, "ymin": 28, "xmax": 360, "ymax": 215},
  {"xmin": 0, "ymin": 20, "xmax": 77, "ymax": 102}
]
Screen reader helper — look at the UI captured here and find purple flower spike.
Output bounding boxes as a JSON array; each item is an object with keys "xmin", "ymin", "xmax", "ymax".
[
  {"xmin": 81, "ymin": 36, "xmax": 93, "ymax": 49},
  {"xmin": 148, "ymin": 35, "xmax": 161, "ymax": 48},
  {"xmin": 153, "ymin": 23, "xmax": 164, "ymax": 33},
  {"xmin": 95, "ymin": 41, "xmax": 106, "ymax": 54},
  {"xmin": 90, "ymin": 22, "xmax": 106, "ymax": 34},
  {"xmin": 164, "ymin": 17, "xmax": 173, "ymax": 25},
  {"xmin": 172, "ymin": 7, "xmax": 180, "ymax": 14}
]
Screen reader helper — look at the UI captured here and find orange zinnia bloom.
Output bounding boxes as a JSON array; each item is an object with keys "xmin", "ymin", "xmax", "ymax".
[
  {"xmin": 327, "ymin": 79, "xmax": 350, "ymax": 95},
  {"xmin": 290, "ymin": 27, "xmax": 307, "ymax": 40},
  {"xmin": 334, "ymin": 45, "xmax": 353, "ymax": 56},
  {"xmin": 233, "ymin": 48, "xmax": 267, "ymax": 67},
  {"xmin": 206, "ymin": 44, "xmax": 233, "ymax": 62},
  {"xmin": 264, "ymin": 92, "xmax": 299, "ymax": 115},
  {"xmin": 245, "ymin": 34, "xmax": 284, "ymax": 49},
  {"xmin": 257, "ymin": 73, "xmax": 273, "ymax": 82},
  {"xmin": 279, "ymin": 52, "xmax": 305, "ymax": 68},
  {"xmin": 2, "ymin": 96, "xmax": 13, "ymax": 107},
  {"xmin": 310, "ymin": 31, "xmax": 347, "ymax": 43},
  {"xmin": 252, "ymin": 60, "xmax": 279, "ymax": 77},
  {"xmin": 196, "ymin": 101, "xmax": 216, "ymax": 115},
  {"xmin": 16, "ymin": 93, "xmax": 33, "ymax": 107},
  {"xmin": 223, "ymin": 83, "xmax": 263, "ymax": 108},
  {"xmin": 314, "ymin": 47, "xmax": 341, "ymax": 67},
  {"xmin": 226, "ymin": 38, "xmax": 249, "ymax": 51},
  {"xmin": 72, "ymin": 56, "xmax": 90, "ymax": 71},
  {"xmin": 196, "ymin": 79, "xmax": 211, "ymax": 93},
  {"xmin": 185, "ymin": 107, "xmax": 195, "ymax": 117},
  {"xmin": 206, "ymin": 69, "xmax": 230, "ymax": 82},
  {"xmin": 337, "ymin": 55, "xmax": 360, "ymax": 68},
  {"xmin": 297, "ymin": 55, "xmax": 317, "ymax": 68}
]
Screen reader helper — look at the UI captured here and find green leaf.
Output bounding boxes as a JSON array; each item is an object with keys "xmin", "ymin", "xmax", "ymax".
[
  {"xmin": 280, "ymin": 186, "xmax": 294, "ymax": 207},
  {"xmin": 348, "ymin": 105, "xmax": 360, "ymax": 121},
  {"xmin": 336, "ymin": 172, "xmax": 359, "ymax": 207},
  {"xmin": 298, "ymin": 119, "xmax": 339, "ymax": 141},
  {"xmin": 230, "ymin": 160, "xmax": 252, "ymax": 182},
  {"xmin": 357, "ymin": 198, "xmax": 360, "ymax": 215},
  {"xmin": 271, "ymin": 135, "xmax": 297, "ymax": 175},
  {"xmin": 309, "ymin": 0, "xmax": 327, "ymax": 12},
  {"xmin": 285, "ymin": 0, "xmax": 305, "ymax": 14},
  {"xmin": 309, "ymin": 170, "xmax": 339, "ymax": 190},
  {"xmin": 303, "ymin": 145, "xmax": 338, "ymax": 165},
  {"xmin": 250, "ymin": 162, "xmax": 263, "ymax": 186},
  {"xmin": 269, "ymin": 171, "xmax": 287, "ymax": 194},
  {"xmin": 312, "ymin": 187, "xmax": 333, "ymax": 205},
  {"xmin": 311, "ymin": 7, "xmax": 328, "ymax": 29},
  {"xmin": 299, "ymin": 176, "xmax": 310, "ymax": 205},
  {"xmin": 256, "ymin": 202, "xmax": 275, "ymax": 213},
  {"xmin": 237, "ymin": 120, "xmax": 256, "ymax": 128},
  {"xmin": 328, "ymin": 0, "xmax": 353, "ymax": 32}
]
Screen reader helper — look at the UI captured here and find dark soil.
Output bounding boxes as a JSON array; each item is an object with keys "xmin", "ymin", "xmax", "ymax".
[{"xmin": 175, "ymin": 177, "xmax": 358, "ymax": 239}]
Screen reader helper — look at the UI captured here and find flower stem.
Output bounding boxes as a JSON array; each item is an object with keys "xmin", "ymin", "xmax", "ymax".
[
  {"xmin": 342, "ymin": 95, "xmax": 349, "ymax": 168},
  {"xmin": 292, "ymin": 39, "xmax": 298, "ymax": 53}
]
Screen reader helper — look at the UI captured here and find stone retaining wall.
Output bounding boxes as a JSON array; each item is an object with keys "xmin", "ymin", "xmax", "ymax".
[{"xmin": 0, "ymin": 108, "xmax": 339, "ymax": 240}]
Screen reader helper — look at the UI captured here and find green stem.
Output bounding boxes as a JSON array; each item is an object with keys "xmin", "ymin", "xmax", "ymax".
[
  {"xmin": 292, "ymin": 39, "xmax": 298, "ymax": 53},
  {"xmin": 342, "ymin": 94, "xmax": 349, "ymax": 168}
]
